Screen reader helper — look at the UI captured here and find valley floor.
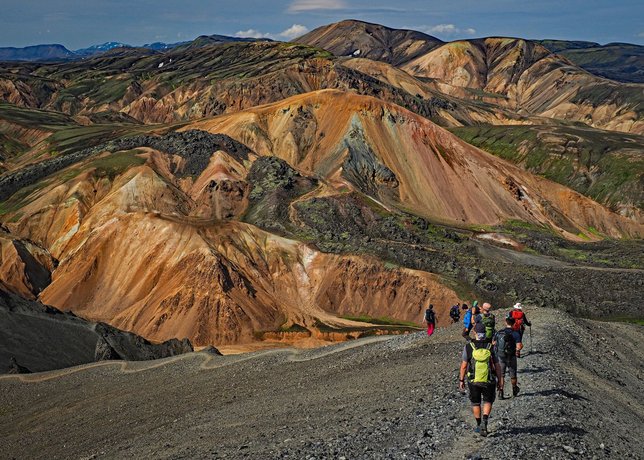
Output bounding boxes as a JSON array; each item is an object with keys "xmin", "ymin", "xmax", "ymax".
[{"xmin": 1, "ymin": 307, "xmax": 642, "ymax": 459}]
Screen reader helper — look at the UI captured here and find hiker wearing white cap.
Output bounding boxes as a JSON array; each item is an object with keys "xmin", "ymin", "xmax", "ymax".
[{"xmin": 509, "ymin": 303, "xmax": 531, "ymax": 356}]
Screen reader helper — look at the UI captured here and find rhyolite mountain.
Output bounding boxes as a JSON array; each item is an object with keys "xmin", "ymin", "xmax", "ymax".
[
  {"xmin": 0, "ymin": 19, "xmax": 642, "ymax": 353},
  {"xmin": 294, "ymin": 19, "xmax": 444, "ymax": 66},
  {"xmin": 0, "ymin": 93, "xmax": 641, "ymax": 348}
]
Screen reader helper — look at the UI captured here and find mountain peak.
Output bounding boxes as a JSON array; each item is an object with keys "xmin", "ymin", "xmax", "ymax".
[{"xmin": 294, "ymin": 19, "xmax": 443, "ymax": 66}]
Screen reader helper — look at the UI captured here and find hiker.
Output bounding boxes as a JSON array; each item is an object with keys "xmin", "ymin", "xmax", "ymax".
[
  {"xmin": 509, "ymin": 303, "xmax": 531, "ymax": 356},
  {"xmin": 459, "ymin": 322, "xmax": 503, "ymax": 437},
  {"xmin": 461, "ymin": 301, "xmax": 480, "ymax": 340},
  {"xmin": 423, "ymin": 304, "xmax": 436, "ymax": 336},
  {"xmin": 476, "ymin": 302, "xmax": 496, "ymax": 341},
  {"xmin": 449, "ymin": 303, "xmax": 461, "ymax": 323},
  {"xmin": 494, "ymin": 315, "xmax": 523, "ymax": 399}
]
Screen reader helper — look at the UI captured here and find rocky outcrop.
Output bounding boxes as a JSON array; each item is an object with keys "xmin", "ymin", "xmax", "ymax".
[
  {"xmin": 0, "ymin": 226, "xmax": 55, "ymax": 299},
  {"xmin": 7, "ymin": 356, "xmax": 31, "ymax": 374},
  {"xmin": 94, "ymin": 336, "xmax": 121, "ymax": 361},
  {"xmin": 201, "ymin": 345, "xmax": 223, "ymax": 356}
]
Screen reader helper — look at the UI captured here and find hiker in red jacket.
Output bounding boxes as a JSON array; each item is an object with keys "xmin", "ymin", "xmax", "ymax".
[
  {"xmin": 423, "ymin": 304, "xmax": 436, "ymax": 336},
  {"xmin": 509, "ymin": 303, "xmax": 531, "ymax": 356}
]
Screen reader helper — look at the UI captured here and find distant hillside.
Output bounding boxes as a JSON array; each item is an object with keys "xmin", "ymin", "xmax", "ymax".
[
  {"xmin": 74, "ymin": 42, "xmax": 131, "ymax": 57},
  {"xmin": 0, "ymin": 34, "xmax": 267, "ymax": 62},
  {"xmin": 0, "ymin": 44, "xmax": 75, "ymax": 62},
  {"xmin": 294, "ymin": 19, "xmax": 444, "ymax": 66},
  {"xmin": 401, "ymin": 37, "xmax": 644, "ymax": 134},
  {"xmin": 537, "ymin": 40, "xmax": 644, "ymax": 83}
]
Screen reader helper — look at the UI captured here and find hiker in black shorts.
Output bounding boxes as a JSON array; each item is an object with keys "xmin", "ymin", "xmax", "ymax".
[
  {"xmin": 494, "ymin": 315, "xmax": 523, "ymax": 399},
  {"xmin": 459, "ymin": 322, "xmax": 503, "ymax": 437}
]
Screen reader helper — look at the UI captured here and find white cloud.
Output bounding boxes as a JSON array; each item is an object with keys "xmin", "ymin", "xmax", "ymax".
[
  {"xmin": 234, "ymin": 29, "xmax": 274, "ymax": 39},
  {"xmin": 427, "ymin": 24, "xmax": 457, "ymax": 34},
  {"xmin": 279, "ymin": 24, "xmax": 310, "ymax": 39},
  {"xmin": 415, "ymin": 24, "xmax": 477, "ymax": 36},
  {"xmin": 235, "ymin": 25, "xmax": 310, "ymax": 41},
  {"xmin": 287, "ymin": 0, "xmax": 347, "ymax": 13},
  {"xmin": 638, "ymin": 32, "xmax": 644, "ymax": 38}
]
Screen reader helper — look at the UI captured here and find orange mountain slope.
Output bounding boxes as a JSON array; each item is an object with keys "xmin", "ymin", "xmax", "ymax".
[{"xmin": 187, "ymin": 90, "xmax": 641, "ymax": 237}]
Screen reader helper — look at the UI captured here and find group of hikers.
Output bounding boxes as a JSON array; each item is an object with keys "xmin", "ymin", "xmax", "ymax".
[{"xmin": 423, "ymin": 301, "xmax": 532, "ymax": 437}]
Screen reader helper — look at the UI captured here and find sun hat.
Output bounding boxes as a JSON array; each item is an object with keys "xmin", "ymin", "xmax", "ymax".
[{"xmin": 513, "ymin": 303, "xmax": 523, "ymax": 310}]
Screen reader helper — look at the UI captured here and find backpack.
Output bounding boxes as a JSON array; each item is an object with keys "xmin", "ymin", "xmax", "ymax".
[
  {"xmin": 511, "ymin": 310, "xmax": 524, "ymax": 331},
  {"xmin": 467, "ymin": 342, "xmax": 495, "ymax": 386},
  {"xmin": 495, "ymin": 328, "xmax": 516, "ymax": 358},
  {"xmin": 481, "ymin": 313, "xmax": 496, "ymax": 340},
  {"xmin": 450, "ymin": 305, "xmax": 459, "ymax": 317},
  {"xmin": 424, "ymin": 309, "xmax": 435, "ymax": 323}
]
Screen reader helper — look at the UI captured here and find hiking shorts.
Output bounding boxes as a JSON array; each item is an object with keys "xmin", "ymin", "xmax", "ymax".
[
  {"xmin": 499, "ymin": 356, "xmax": 518, "ymax": 379},
  {"xmin": 468, "ymin": 383, "xmax": 496, "ymax": 405}
]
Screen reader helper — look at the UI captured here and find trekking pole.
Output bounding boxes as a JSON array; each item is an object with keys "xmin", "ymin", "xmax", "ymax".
[{"xmin": 529, "ymin": 326, "xmax": 534, "ymax": 353}]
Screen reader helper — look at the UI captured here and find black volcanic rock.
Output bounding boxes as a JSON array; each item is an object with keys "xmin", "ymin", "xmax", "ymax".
[
  {"xmin": 93, "ymin": 322, "xmax": 194, "ymax": 361},
  {"xmin": 0, "ymin": 290, "xmax": 193, "ymax": 374},
  {"xmin": 94, "ymin": 336, "xmax": 122, "ymax": 361},
  {"xmin": 201, "ymin": 345, "xmax": 223, "ymax": 356},
  {"xmin": 7, "ymin": 356, "xmax": 31, "ymax": 374}
]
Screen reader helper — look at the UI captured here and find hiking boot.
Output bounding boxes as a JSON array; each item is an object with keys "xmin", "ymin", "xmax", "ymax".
[
  {"xmin": 513, "ymin": 385, "xmax": 520, "ymax": 397},
  {"xmin": 480, "ymin": 425, "xmax": 488, "ymax": 437},
  {"xmin": 497, "ymin": 389, "xmax": 504, "ymax": 400},
  {"xmin": 474, "ymin": 426, "xmax": 480, "ymax": 434}
]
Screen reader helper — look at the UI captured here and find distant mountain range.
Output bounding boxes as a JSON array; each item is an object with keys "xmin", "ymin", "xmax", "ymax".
[{"xmin": 0, "ymin": 35, "xmax": 269, "ymax": 62}]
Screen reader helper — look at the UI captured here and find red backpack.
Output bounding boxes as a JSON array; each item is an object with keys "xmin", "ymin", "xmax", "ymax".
[{"xmin": 511, "ymin": 310, "xmax": 524, "ymax": 331}]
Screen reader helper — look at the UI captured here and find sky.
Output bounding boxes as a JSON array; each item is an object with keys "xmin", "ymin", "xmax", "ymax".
[{"xmin": 0, "ymin": 0, "xmax": 642, "ymax": 49}]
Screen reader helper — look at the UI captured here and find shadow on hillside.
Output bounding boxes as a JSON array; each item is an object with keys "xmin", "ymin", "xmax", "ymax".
[
  {"xmin": 520, "ymin": 366, "xmax": 549, "ymax": 374},
  {"xmin": 521, "ymin": 389, "xmax": 589, "ymax": 401},
  {"xmin": 502, "ymin": 424, "xmax": 587, "ymax": 436},
  {"xmin": 523, "ymin": 350, "xmax": 547, "ymax": 356}
]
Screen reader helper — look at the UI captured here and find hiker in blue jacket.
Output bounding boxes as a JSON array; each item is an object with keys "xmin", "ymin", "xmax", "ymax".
[{"xmin": 462, "ymin": 301, "xmax": 479, "ymax": 340}]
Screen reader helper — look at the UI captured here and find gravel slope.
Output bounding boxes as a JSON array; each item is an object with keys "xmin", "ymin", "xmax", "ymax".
[{"xmin": 1, "ymin": 307, "xmax": 642, "ymax": 459}]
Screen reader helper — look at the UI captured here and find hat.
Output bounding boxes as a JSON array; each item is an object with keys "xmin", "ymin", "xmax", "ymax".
[
  {"xmin": 474, "ymin": 322, "xmax": 486, "ymax": 340},
  {"xmin": 513, "ymin": 303, "xmax": 523, "ymax": 310},
  {"xmin": 472, "ymin": 300, "xmax": 479, "ymax": 307},
  {"xmin": 481, "ymin": 303, "xmax": 491, "ymax": 312}
]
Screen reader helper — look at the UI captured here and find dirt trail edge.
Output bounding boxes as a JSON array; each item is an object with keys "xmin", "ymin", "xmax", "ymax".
[{"xmin": 0, "ymin": 307, "xmax": 642, "ymax": 459}]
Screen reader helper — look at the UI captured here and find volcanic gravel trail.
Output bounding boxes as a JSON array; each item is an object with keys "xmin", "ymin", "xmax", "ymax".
[{"xmin": 0, "ymin": 307, "xmax": 642, "ymax": 459}]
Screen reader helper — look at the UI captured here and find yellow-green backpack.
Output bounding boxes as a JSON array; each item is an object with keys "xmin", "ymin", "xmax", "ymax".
[{"xmin": 467, "ymin": 342, "xmax": 494, "ymax": 385}]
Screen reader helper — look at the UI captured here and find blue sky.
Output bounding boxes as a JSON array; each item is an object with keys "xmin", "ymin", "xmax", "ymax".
[{"xmin": 1, "ymin": 0, "xmax": 642, "ymax": 49}]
